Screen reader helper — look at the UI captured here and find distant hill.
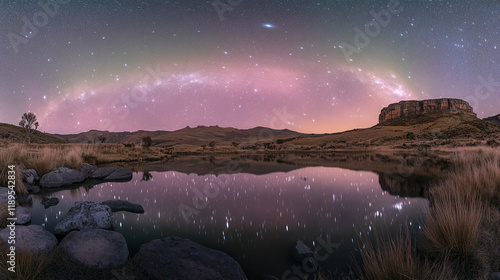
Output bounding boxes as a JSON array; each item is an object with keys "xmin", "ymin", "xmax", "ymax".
[
  {"xmin": 292, "ymin": 112, "xmax": 500, "ymax": 148},
  {"xmin": 49, "ymin": 125, "xmax": 304, "ymax": 146},
  {"xmin": 0, "ymin": 123, "xmax": 64, "ymax": 144},
  {"xmin": 484, "ymin": 114, "xmax": 500, "ymax": 126}
]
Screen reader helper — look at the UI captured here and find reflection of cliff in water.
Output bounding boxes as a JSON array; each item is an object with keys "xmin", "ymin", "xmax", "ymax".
[{"xmin": 378, "ymin": 172, "xmax": 437, "ymax": 197}]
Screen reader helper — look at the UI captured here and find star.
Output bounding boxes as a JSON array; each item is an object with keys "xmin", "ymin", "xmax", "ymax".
[{"xmin": 262, "ymin": 23, "xmax": 276, "ymax": 29}]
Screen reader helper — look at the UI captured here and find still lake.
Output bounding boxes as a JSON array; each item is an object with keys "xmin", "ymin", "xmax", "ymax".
[{"xmin": 29, "ymin": 156, "xmax": 430, "ymax": 279}]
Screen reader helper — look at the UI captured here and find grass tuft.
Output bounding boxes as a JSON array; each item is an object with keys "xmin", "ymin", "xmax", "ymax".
[{"xmin": 0, "ymin": 244, "xmax": 50, "ymax": 280}]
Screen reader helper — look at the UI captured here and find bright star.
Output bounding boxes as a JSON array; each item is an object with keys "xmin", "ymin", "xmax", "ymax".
[{"xmin": 262, "ymin": 23, "xmax": 276, "ymax": 29}]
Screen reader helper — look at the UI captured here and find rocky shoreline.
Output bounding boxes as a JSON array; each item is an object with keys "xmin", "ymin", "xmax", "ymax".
[{"xmin": 0, "ymin": 165, "xmax": 249, "ymax": 279}]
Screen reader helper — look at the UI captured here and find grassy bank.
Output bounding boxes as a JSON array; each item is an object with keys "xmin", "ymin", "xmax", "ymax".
[
  {"xmin": 359, "ymin": 147, "xmax": 500, "ymax": 280},
  {"xmin": 0, "ymin": 143, "xmax": 168, "ymax": 187}
]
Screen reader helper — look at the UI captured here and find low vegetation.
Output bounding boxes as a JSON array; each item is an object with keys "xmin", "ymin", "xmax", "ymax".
[
  {"xmin": 0, "ymin": 243, "xmax": 50, "ymax": 280},
  {"xmin": 0, "ymin": 143, "xmax": 168, "ymax": 187},
  {"xmin": 359, "ymin": 148, "xmax": 500, "ymax": 280}
]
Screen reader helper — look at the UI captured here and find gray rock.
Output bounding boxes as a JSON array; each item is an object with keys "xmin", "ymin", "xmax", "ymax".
[
  {"xmin": 0, "ymin": 225, "xmax": 57, "ymax": 255},
  {"xmin": 89, "ymin": 167, "xmax": 133, "ymax": 181},
  {"xmin": 88, "ymin": 167, "xmax": 115, "ymax": 179},
  {"xmin": 39, "ymin": 167, "xmax": 86, "ymax": 188},
  {"xmin": 80, "ymin": 164, "xmax": 97, "ymax": 177},
  {"xmin": 134, "ymin": 236, "xmax": 247, "ymax": 280},
  {"xmin": 104, "ymin": 168, "xmax": 133, "ymax": 181},
  {"xmin": 54, "ymin": 201, "xmax": 114, "ymax": 235},
  {"xmin": 0, "ymin": 187, "xmax": 9, "ymax": 204},
  {"xmin": 24, "ymin": 183, "xmax": 40, "ymax": 194},
  {"xmin": 41, "ymin": 197, "xmax": 60, "ymax": 209},
  {"xmin": 21, "ymin": 169, "xmax": 39, "ymax": 184},
  {"xmin": 293, "ymin": 240, "xmax": 314, "ymax": 263},
  {"xmin": 59, "ymin": 229, "xmax": 129, "ymax": 270},
  {"xmin": 101, "ymin": 200, "xmax": 144, "ymax": 213},
  {"xmin": 15, "ymin": 206, "xmax": 31, "ymax": 225}
]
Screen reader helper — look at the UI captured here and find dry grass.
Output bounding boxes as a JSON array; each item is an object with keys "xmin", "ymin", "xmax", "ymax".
[
  {"xmin": 422, "ymin": 193, "xmax": 488, "ymax": 279},
  {"xmin": 360, "ymin": 227, "xmax": 424, "ymax": 280},
  {"xmin": 0, "ymin": 143, "xmax": 161, "ymax": 180},
  {"xmin": 444, "ymin": 148, "xmax": 500, "ymax": 205},
  {"xmin": 359, "ymin": 226, "xmax": 453, "ymax": 280},
  {"xmin": 0, "ymin": 145, "xmax": 28, "ymax": 194},
  {"xmin": 0, "ymin": 244, "xmax": 50, "ymax": 280},
  {"xmin": 358, "ymin": 147, "xmax": 500, "ymax": 280},
  {"xmin": 0, "ymin": 203, "xmax": 8, "ymax": 227}
]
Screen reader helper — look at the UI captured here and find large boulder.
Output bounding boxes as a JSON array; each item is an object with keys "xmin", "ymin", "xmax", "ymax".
[
  {"xmin": 15, "ymin": 206, "xmax": 31, "ymax": 225},
  {"xmin": 134, "ymin": 236, "xmax": 247, "ymax": 280},
  {"xmin": 54, "ymin": 201, "xmax": 114, "ymax": 235},
  {"xmin": 89, "ymin": 167, "xmax": 133, "ymax": 181},
  {"xmin": 59, "ymin": 229, "xmax": 129, "ymax": 270},
  {"xmin": 21, "ymin": 169, "xmax": 39, "ymax": 184},
  {"xmin": 0, "ymin": 225, "xmax": 57, "ymax": 255},
  {"xmin": 101, "ymin": 200, "xmax": 144, "ymax": 213},
  {"xmin": 80, "ymin": 164, "xmax": 98, "ymax": 177},
  {"xmin": 0, "ymin": 187, "xmax": 9, "ymax": 204},
  {"xmin": 41, "ymin": 197, "xmax": 60, "ymax": 209},
  {"xmin": 39, "ymin": 167, "xmax": 86, "ymax": 188}
]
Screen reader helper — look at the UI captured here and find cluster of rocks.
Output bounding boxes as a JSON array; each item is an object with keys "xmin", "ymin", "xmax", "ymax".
[
  {"xmin": 0, "ymin": 200, "xmax": 247, "ymax": 279},
  {"xmin": 22, "ymin": 165, "xmax": 133, "ymax": 194}
]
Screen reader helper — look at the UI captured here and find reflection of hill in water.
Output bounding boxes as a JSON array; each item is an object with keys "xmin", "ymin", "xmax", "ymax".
[
  {"xmin": 111, "ymin": 152, "xmax": 448, "ymax": 198},
  {"xmin": 378, "ymin": 173, "xmax": 437, "ymax": 197}
]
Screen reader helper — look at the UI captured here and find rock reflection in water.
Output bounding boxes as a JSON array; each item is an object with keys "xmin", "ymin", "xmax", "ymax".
[{"xmin": 29, "ymin": 165, "xmax": 430, "ymax": 279}]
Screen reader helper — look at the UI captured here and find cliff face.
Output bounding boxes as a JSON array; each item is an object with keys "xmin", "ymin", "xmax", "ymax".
[
  {"xmin": 379, "ymin": 98, "xmax": 476, "ymax": 124},
  {"xmin": 484, "ymin": 114, "xmax": 500, "ymax": 126}
]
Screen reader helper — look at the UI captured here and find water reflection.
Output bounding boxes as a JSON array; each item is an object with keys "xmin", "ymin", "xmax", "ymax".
[{"xmin": 29, "ymin": 166, "xmax": 429, "ymax": 279}]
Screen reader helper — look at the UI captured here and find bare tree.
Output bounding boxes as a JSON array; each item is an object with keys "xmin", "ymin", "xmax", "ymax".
[
  {"xmin": 142, "ymin": 136, "xmax": 152, "ymax": 148},
  {"xmin": 19, "ymin": 112, "xmax": 39, "ymax": 143},
  {"xmin": 97, "ymin": 135, "xmax": 107, "ymax": 143}
]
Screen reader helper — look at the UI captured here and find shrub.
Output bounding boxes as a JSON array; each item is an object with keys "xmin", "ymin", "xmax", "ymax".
[{"xmin": 142, "ymin": 136, "xmax": 152, "ymax": 148}]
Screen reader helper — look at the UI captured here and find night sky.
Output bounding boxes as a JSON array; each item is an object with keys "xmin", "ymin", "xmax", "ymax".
[{"xmin": 1, "ymin": 0, "xmax": 499, "ymax": 134}]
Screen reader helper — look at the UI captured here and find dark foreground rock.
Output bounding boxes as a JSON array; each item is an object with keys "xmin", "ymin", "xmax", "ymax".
[
  {"xmin": 54, "ymin": 201, "xmax": 114, "ymax": 235},
  {"xmin": 39, "ymin": 167, "xmax": 86, "ymax": 188},
  {"xmin": 134, "ymin": 236, "xmax": 247, "ymax": 280},
  {"xmin": 88, "ymin": 167, "xmax": 133, "ymax": 181},
  {"xmin": 15, "ymin": 206, "xmax": 31, "ymax": 225},
  {"xmin": 0, "ymin": 225, "xmax": 57, "ymax": 254},
  {"xmin": 101, "ymin": 200, "xmax": 144, "ymax": 213},
  {"xmin": 41, "ymin": 197, "xmax": 60, "ymax": 209},
  {"xmin": 21, "ymin": 169, "xmax": 39, "ymax": 184},
  {"xmin": 0, "ymin": 187, "xmax": 9, "ymax": 204},
  {"xmin": 59, "ymin": 229, "xmax": 129, "ymax": 270},
  {"xmin": 80, "ymin": 164, "xmax": 98, "ymax": 176}
]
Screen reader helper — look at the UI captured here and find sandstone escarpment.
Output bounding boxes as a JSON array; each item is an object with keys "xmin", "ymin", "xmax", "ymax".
[{"xmin": 379, "ymin": 98, "xmax": 476, "ymax": 124}]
